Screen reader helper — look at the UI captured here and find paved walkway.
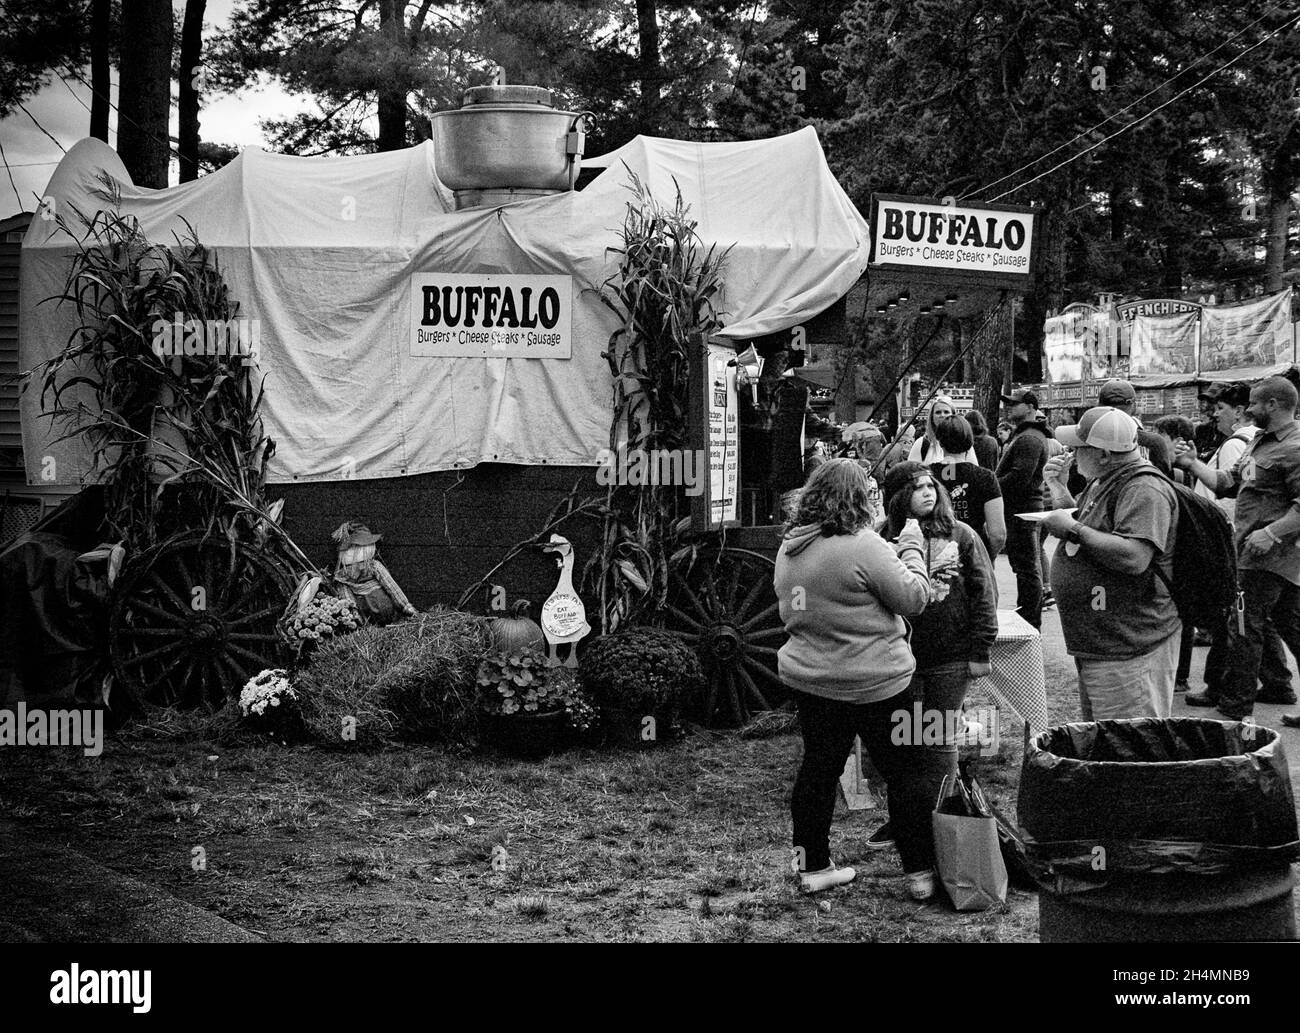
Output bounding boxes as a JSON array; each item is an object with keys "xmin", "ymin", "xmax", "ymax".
[
  {"xmin": 996, "ymin": 543, "xmax": 1300, "ymax": 785},
  {"xmin": 0, "ymin": 820, "xmax": 260, "ymax": 943}
]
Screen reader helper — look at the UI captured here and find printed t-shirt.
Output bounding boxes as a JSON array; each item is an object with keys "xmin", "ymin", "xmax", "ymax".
[{"xmin": 928, "ymin": 461, "xmax": 1001, "ymax": 555}]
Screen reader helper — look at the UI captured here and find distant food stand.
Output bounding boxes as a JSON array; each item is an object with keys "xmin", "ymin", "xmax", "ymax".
[{"xmin": 1036, "ymin": 291, "xmax": 1298, "ymax": 420}]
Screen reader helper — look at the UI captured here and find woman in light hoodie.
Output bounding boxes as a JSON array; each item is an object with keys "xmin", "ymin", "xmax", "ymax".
[{"xmin": 774, "ymin": 458, "xmax": 935, "ymax": 897}]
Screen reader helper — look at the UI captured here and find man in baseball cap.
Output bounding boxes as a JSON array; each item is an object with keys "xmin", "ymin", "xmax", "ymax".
[
  {"xmin": 1194, "ymin": 383, "xmax": 1229, "ymax": 460},
  {"xmin": 999, "ymin": 388, "xmax": 1039, "ymax": 409},
  {"xmin": 1094, "ymin": 378, "xmax": 1173, "ymax": 475},
  {"xmin": 1039, "ymin": 406, "xmax": 1181, "ymax": 720}
]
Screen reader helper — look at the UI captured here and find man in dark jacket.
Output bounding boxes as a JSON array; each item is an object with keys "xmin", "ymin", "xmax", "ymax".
[{"xmin": 996, "ymin": 388, "xmax": 1052, "ymax": 629}]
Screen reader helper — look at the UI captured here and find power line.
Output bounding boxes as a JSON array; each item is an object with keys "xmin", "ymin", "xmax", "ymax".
[
  {"xmin": 986, "ymin": 8, "xmax": 1300, "ymax": 203},
  {"xmin": 962, "ymin": 3, "xmax": 1300, "ymax": 202},
  {"xmin": 16, "ymin": 101, "xmax": 66, "ymax": 154},
  {"xmin": 0, "ymin": 134, "xmax": 24, "ymax": 212},
  {"xmin": 61, "ymin": 65, "xmax": 218, "ymax": 174}
]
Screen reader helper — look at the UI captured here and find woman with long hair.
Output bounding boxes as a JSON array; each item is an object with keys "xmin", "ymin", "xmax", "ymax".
[
  {"xmin": 873, "ymin": 463, "xmax": 998, "ymax": 854},
  {"xmin": 774, "ymin": 459, "xmax": 936, "ymax": 897},
  {"xmin": 907, "ymin": 395, "xmax": 977, "ymax": 465}
]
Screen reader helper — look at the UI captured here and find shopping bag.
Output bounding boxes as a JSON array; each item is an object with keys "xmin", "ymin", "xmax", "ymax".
[{"xmin": 931, "ymin": 774, "xmax": 1008, "ymax": 910}]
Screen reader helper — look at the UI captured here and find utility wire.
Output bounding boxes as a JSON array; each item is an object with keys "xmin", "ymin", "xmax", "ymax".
[
  {"xmin": 962, "ymin": 4, "xmax": 1300, "ymax": 202},
  {"xmin": 0, "ymin": 134, "xmax": 24, "ymax": 212},
  {"xmin": 984, "ymin": 8, "xmax": 1300, "ymax": 203},
  {"xmin": 16, "ymin": 101, "xmax": 66, "ymax": 154},
  {"xmin": 61, "ymin": 65, "xmax": 218, "ymax": 174}
]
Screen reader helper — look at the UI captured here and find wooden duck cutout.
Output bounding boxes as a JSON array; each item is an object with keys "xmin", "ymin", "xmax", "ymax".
[{"xmin": 540, "ymin": 534, "xmax": 590, "ymax": 667}]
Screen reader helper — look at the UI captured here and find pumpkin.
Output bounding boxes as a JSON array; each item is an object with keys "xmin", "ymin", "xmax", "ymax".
[{"xmin": 491, "ymin": 599, "xmax": 546, "ymax": 652}]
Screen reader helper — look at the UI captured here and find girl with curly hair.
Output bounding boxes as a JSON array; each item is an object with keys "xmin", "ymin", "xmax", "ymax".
[{"xmin": 773, "ymin": 459, "xmax": 936, "ymax": 897}]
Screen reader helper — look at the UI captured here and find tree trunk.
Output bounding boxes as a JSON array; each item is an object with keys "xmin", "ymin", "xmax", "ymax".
[
  {"xmin": 376, "ymin": 0, "xmax": 407, "ymax": 152},
  {"xmin": 117, "ymin": 0, "xmax": 173, "ymax": 188},
  {"xmin": 90, "ymin": 0, "xmax": 110, "ymax": 142},
  {"xmin": 833, "ymin": 335, "xmax": 856, "ymax": 422},
  {"xmin": 179, "ymin": 0, "xmax": 206, "ymax": 182},
  {"xmin": 636, "ymin": 0, "xmax": 661, "ymax": 134},
  {"xmin": 1262, "ymin": 152, "xmax": 1294, "ymax": 294}
]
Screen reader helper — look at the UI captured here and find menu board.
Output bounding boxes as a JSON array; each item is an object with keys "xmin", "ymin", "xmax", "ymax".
[{"xmin": 705, "ymin": 344, "xmax": 740, "ymax": 527}]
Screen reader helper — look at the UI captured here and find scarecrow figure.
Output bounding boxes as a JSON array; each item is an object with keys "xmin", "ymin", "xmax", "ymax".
[{"xmin": 330, "ymin": 521, "xmax": 417, "ymax": 625}]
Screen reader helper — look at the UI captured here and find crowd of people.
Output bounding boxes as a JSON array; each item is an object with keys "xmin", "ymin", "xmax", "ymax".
[{"xmin": 777, "ymin": 366, "xmax": 1300, "ymax": 898}]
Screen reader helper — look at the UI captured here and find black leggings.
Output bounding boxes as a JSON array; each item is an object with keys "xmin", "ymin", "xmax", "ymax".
[{"xmin": 791, "ymin": 687, "xmax": 945, "ymax": 875}]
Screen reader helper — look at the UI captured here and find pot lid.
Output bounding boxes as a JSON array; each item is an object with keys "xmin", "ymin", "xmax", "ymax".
[{"xmin": 462, "ymin": 85, "xmax": 554, "ymax": 107}]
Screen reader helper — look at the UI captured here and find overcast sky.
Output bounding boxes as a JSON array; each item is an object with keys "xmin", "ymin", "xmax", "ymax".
[{"xmin": 1, "ymin": 0, "xmax": 309, "ymax": 218}]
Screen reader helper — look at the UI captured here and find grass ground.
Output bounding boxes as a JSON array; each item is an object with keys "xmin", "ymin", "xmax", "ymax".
[
  {"xmin": 0, "ymin": 688, "xmax": 1037, "ymax": 943},
  {"xmin": 3, "ymin": 552, "xmax": 1295, "ymax": 942}
]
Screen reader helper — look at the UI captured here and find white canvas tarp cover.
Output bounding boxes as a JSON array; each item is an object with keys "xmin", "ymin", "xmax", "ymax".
[{"xmin": 22, "ymin": 127, "xmax": 868, "ymax": 484}]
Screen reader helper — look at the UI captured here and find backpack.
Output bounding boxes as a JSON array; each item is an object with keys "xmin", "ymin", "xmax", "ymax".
[{"xmin": 1102, "ymin": 465, "xmax": 1239, "ymax": 633}]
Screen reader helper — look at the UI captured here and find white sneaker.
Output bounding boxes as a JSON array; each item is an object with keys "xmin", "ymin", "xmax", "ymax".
[
  {"xmin": 800, "ymin": 864, "xmax": 857, "ymax": 893},
  {"xmin": 906, "ymin": 869, "xmax": 937, "ymax": 901}
]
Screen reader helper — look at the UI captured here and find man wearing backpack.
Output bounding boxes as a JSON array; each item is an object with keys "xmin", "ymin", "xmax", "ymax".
[
  {"xmin": 1039, "ymin": 407, "xmax": 1181, "ymax": 719},
  {"xmin": 1174, "ymin": 377, "xmax": 1300, "ymax": 721}
]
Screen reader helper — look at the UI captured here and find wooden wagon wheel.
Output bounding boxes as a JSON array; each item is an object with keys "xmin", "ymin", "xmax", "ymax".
[
  {"xmin": 662, "ymin": 546, "xmax": 788, "ymax": 727},
  {"xmin": 109, "ymin": 532, "xmax": 296, "ymax": 709}
]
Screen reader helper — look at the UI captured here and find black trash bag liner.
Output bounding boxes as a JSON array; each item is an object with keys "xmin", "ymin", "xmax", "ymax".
[{"xmin": 1018, "ymin": 718, "xmax": 1300, "ymax": 890}]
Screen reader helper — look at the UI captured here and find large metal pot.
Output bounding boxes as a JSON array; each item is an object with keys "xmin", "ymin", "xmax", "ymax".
[{"xmin": 430, "ymin": 86, "xmax": 586, "ymax": 197}]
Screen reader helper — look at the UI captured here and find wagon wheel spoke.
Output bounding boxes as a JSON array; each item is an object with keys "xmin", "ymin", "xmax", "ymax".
[
  {"xmin": 126, "ymin": 597, "xmax": 190, "ymax": 627},
  {"xmin": 196, "ymin": 661, "xmax": 212, "ymax": 709},
  {"xmin": 119, "ymin": 626, "xmax": 184, "ymax": 638},
  {"xmin": 228, "ymin": 642, "xmax": 275, "ymax": 669},
  {"xmin": 119, "ymin": 641, "xmax": 185, "ymax": 668},
  {"xmin": 740, "ymin": 601, "xmax": 780, "ymax": 633},
  {"xmin": 745, "ymin": 625, "xmax": 787, "ymax": 644},
  {"xmin": 677, "ymin": 579, "xmax": 713, "ymax": 623},
  {"xmin": 217, "ymin": 653, "xmax": 254, "ymax": 689},
  {"xmin": 147, "ymin": 571, "xmax": 191, "ymax": 614},
  {"xmin": 227, "ymin": 604, "xmax": 283, "ymax": 627},
  {"xmin": 702, "ymin": 669, "xmax": 722, "ymax": 726},
  {"xmin": 172, "ymin": 552, "xmax": 199, "ymax": 602},
  {"xmin": 723, "ymin": 668, "xmax": 742, "ymax": 726},
  {"xmin": 227, "ymin": 632, "xmax": 279, "ymax": 642},
  {"xmin": 742, "ymin": 654, "xmax": 784, "ymax": 689},
  {"xmin": 735, "ymin": 572, "xmax": 768, "ymax": 622},
  {"xmin": 735, "ymin": 663, "xmax": 772, "ymax": 711},
  {"xmin": 663, "ymin": 603, "xmax": 706, "ymax": 633},
  {"xmin": 226, "ymin": 567, "xmax": 265, "ymax": 616},
  {"xmin": 725, "ymin": 557, "xmax": 744, "ymax": 612},
  {"xmin": 206, "ymin": 658, "xmax": 234, "ymax": 707},
  {"xmin": 699, "ymin": 563, "xmax": 722, "ymax": 617}
]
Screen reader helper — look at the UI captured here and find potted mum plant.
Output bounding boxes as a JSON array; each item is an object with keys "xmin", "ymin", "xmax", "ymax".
[
  {"xmin": 579, "ymin": 627, "xmax": 704, "ymax": 746},
  {"xmin": 477, "ymin": 647, "xmax": 595, "ymax": 758},
  {"xmin": 239, "ymin": 668, "xmax": 303, "ymax": 740}
]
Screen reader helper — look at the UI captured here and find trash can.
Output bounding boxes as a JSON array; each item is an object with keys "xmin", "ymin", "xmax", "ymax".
[{"xmin": 1018, "ymin": 718, "xmax": 1300, "ymax": 943}]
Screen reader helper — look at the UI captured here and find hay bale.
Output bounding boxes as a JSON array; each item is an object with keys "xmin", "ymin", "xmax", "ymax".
[{"xmin": 294, "ymin": 607, "xmax": 494, "ymax": 747}]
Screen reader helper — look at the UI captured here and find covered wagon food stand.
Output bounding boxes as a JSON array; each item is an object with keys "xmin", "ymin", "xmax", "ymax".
[{"xmin": 13, "ymin": 90, "xmax": 872, "ymax": 723}]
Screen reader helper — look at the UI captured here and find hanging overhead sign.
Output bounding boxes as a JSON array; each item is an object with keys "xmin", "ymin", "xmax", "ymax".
[
  {"xmin": 410, "ymin": 273, "xmax": 572, "ymax": 358},
  {"xmin": 1115, "ymin": 298, "xmax": 1202, "ymax": 324},
  {"xmin": 868, "ymin": 194, "xmax": 1038, "ymax": 288}
]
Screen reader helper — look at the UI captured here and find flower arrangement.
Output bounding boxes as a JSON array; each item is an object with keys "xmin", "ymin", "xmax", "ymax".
[
  {"xmin": 239, "ymin": 668, "xmax": 301, "ymax": 736},
  {"xmin": 477, "ymin": 648, "xmax": 596, "ymax": 733},
  {"xmin": 288, "ymin": 592, "xmax": 361, "ymax": 645},
  {"xmin": 579, "ymin": 627, "xmax": 704, "ymax": 714}
]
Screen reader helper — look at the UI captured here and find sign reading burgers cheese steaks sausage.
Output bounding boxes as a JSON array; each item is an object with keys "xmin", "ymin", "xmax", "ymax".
[
  {"xmin": 869, "ymin": 194, "xmax": 1036, "ymax": 280},
  {"xmin": 410, "ymin": 273, "xmax": 572, "ymax": 358}
]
